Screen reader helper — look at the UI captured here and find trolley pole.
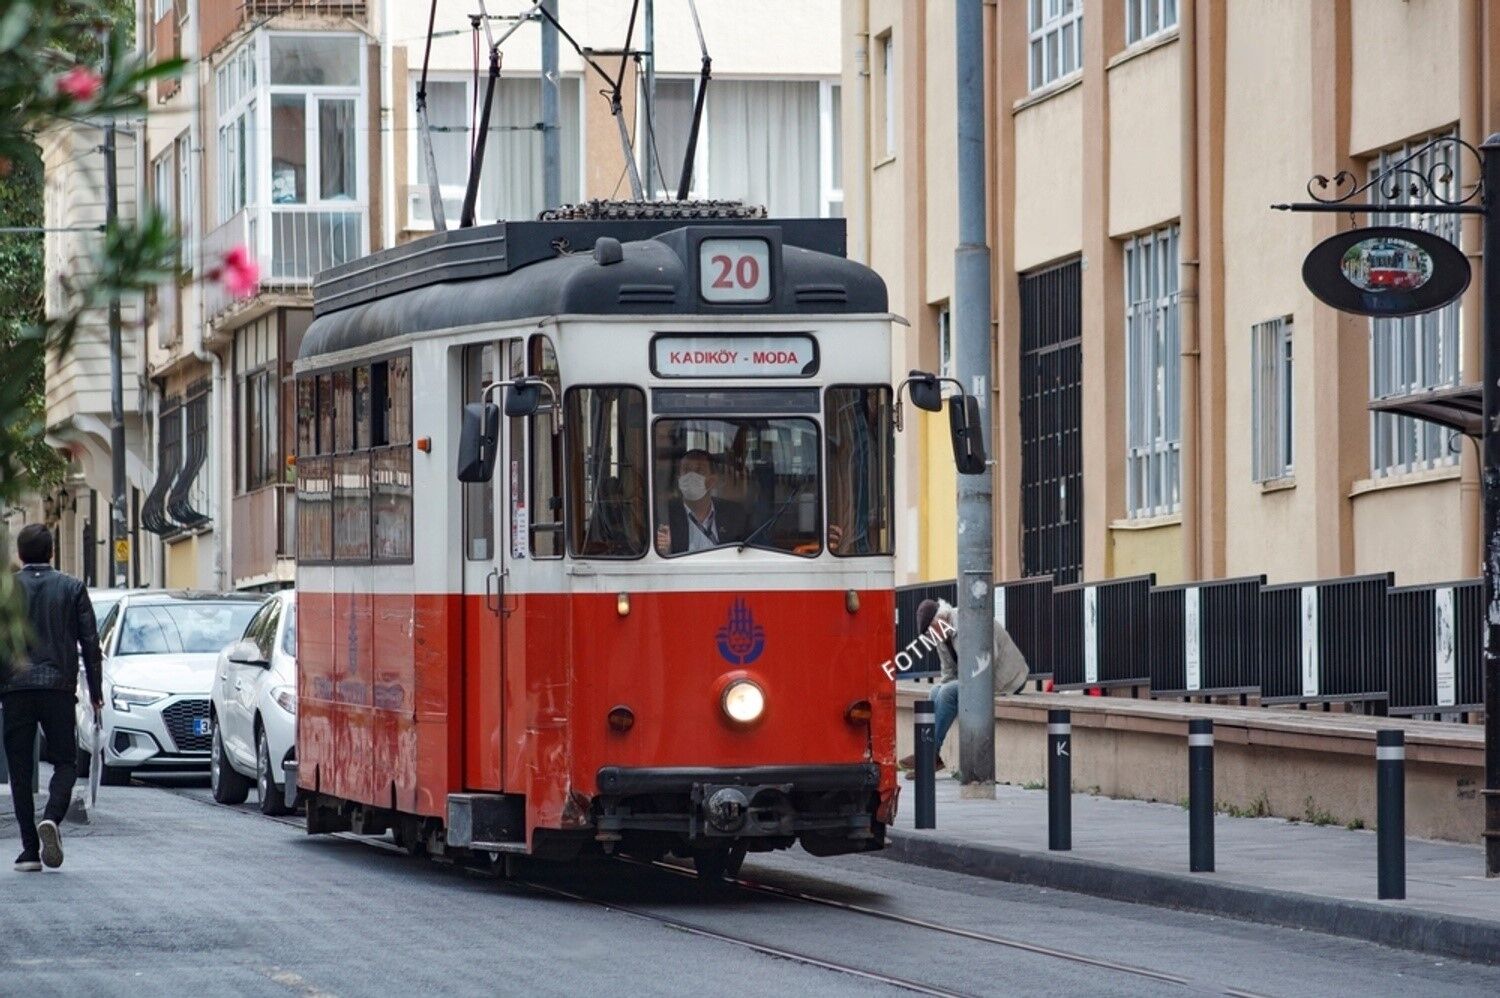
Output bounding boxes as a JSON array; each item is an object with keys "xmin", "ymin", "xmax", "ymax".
[
  {"xmin": 642, "ymin": 0, "xmax": 655, "ymax": 195},
  {"xmin": 540, "ymin": 0, "xmax": 561, "ymax": 210},
  {"xmin": 953, "ymin": 0, "xmax": 995, "ymax": 798},
  {"xmin": 1483, "ymin": 135, "xmax": 1500, "ymax": 877}
]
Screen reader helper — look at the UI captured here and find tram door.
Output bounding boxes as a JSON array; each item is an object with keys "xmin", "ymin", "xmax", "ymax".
[{"xmin": 460, "ymin": 339, "xmax": 524, "ymax": 790}]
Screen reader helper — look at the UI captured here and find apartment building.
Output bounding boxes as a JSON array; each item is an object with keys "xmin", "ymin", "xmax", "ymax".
[
  {"xmin": 844, "ymin": 0, "xmax": 1487, "ymax": 588},
  {"xmin": 41, "ymin": 0, "xmax": 841, "ymax": 590}
]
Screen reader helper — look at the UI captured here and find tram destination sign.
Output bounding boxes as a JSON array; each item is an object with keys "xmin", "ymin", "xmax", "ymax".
[
  {"xmin": 652, "ymin": 334, "xmax": 818, "ymax": 378},
  {"xmin": 1301, "ymin": 225, "xmax": 1470, "ymax": 318}
]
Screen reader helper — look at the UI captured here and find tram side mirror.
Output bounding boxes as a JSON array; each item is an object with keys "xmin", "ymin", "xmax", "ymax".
[
  {"xmin": 908, "ymin": 371, "xmax": 943, "ymax": 413},
  {"xmin": 504, "ymin": 378, "xmax": 541, "ymax": 418},
  {"xmin": 457, "ymin": 402, "xmax": 500, "ymax": 483},
  {"xmin": 949, "ymin": 395, "xmax": 987, "ymax": 475}
]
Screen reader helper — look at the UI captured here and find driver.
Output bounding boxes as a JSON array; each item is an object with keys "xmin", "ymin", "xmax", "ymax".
[{"xmin": 656, "ymin": 449, "xmax": 749, "ymax": 554}]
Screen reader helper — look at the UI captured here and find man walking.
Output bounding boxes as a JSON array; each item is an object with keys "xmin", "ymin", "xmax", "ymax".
[{"xmin": 2, "ymin": 524, "xmax": 103, "ymax": 871}]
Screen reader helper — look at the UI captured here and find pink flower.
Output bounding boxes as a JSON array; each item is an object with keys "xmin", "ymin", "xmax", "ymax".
[
  {"xmin": 218, "ymin": 244, "xmax": 261, "ymax": 298},
  {"xmin": 56, "ymin": 66, "xmax": 103, "ymax": 103}
]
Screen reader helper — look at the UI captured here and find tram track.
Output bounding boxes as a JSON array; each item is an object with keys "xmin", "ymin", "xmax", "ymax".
[{"xmin": 158, "ymin": 784, "xmax": 1269, "ymax": 998}]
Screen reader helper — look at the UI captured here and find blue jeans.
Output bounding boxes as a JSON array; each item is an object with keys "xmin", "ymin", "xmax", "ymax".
[{"xmin": 932, "ymin": 680, "xmax": 959, "ymax": 756}]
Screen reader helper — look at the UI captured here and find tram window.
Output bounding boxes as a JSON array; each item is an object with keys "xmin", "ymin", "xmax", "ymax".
[
  {"xmin": 368, "ymin": 362, "xmax": 390, "ymax": 447},
  {"xmin": 463, "ymin": 344, "xmax": 497, "ymax": 561},
  {"xmin": 565, "ymin": 387, "xmax": 648, "ymax": 559},
  {"xmin": 316, "ymin": 373, "xmax": 334, "ymax": 455},
  {"xmin": 333, "ymin": 453, "xmax": 371, "ymax": 560},
  {"xmin": 296, "ymin": 377, "xmax": 316, "ymax": 457},
  {"xmin": 824, "ymin": 386, "xmax": 895, "ymax": 556},
  {"xmin": 388, "ymin": 356, "xmax": 412, "ymax": 446},
  {"xmin": 353, "ymin": 366, "xmax": 372, "ymax": 449},
  {"xmin": 333, "ymin": 370, "xmax": 354, "ymax": 453},
  {"xmin": 297, "ymin": 453, "xmax": 333, "ymax": 561},
  {"xmin": 652, "ymin": 417, "xmax": 822, "ymax": 558},
  {"xmin": 372, "ymin": 446, "xmax": 412, "ymax": 560},
  {"xmin": 529, "ymin": 335, "xmax": 563, "ymax": 559}
]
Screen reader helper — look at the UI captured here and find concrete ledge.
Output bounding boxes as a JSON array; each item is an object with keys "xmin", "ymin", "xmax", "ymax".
[{"xmin": 881, "ymin": 829, "xmax": 1500, "ymax": 967}]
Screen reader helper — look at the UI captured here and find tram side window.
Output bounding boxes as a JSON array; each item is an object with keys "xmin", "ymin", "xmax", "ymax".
[
  {"xmin": 332, "ymin": 368, "xmax": 371, "ymax": 560},
  {"xmin": 530, "ymin": 335, "xmax": 563, "ymax": 558},
  {"xmin": 371, "ymin": 356, "xmax": 413, "ymax": 560},
  {"xmin": 296, "ymin": 374, "xmax": 333, "ymax": 562},
  {"xmin": 565, "ymin": 387, "xmax": 648, "ymax": 558},
  {"xmin": 824, "ymin": 386, "xmax": 895, "ymax": 556}
]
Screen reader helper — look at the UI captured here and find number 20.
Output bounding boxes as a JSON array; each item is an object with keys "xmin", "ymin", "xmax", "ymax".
[{"xmin": 710, "ymin": 253, "xmax": 761, "ymax": 290}]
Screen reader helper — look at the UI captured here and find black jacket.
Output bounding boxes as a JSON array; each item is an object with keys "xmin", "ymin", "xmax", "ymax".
[
  {"xmin": 0, "ymin": 565, "xmax": 102, "ymax": 701},
  {"xmin": 664, "ymin": 499, "xmax": 749, "ymax": 553}
]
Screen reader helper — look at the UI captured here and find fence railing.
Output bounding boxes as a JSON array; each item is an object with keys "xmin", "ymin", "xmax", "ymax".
[
  {"xmin": 895, "ymin": 569, "xmax": 1485, "ymax": 722},
  {"xmin": 203, "ymin": 205, "xmax": 365, "ymax": 320}
]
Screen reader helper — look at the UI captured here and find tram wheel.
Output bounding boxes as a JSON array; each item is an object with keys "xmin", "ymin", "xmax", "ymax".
[{"xmin": 692, "ymin": 844, "xmax": 747, "ymax": 881}]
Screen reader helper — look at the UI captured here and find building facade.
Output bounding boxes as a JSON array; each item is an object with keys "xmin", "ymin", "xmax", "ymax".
[
  {"xmin": 41, "ymin": 0, "xmax": 841, "ymax": 590},
  {"xmin": 844, "ymin": 0, "xmax": 1489, "ymax": 588}
]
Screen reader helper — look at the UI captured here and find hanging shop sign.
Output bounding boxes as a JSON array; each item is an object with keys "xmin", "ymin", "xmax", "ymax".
[{"xmin": 1301, "ymin": 225, "xmax": 1470, "ymax": 318}]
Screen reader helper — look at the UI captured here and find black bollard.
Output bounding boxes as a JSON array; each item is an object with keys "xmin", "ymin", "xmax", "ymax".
[
  {"xmin": 1048, "ymin": 708, "xmax": 1071, "ymax": 851},
  {"xmin": 1188, "ymin": 718, "xmax": 1215, "ymax": 872},
  {"xmin": 1377, "ymin": 729, "xmax": 1406, "ymax": 900},
  {"xmin": 914, "ymin": 699, "xmax": 936, "ymax": 829}
]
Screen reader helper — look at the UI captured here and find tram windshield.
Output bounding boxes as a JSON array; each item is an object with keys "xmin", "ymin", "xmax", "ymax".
[{"xmin": 654, "ymin": 417, "xmax": 824, "ymax": 557}]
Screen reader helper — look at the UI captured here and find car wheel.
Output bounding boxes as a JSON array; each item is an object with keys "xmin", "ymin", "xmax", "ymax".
[
  {"xmin": 257, "ymin": 725, "xmax": 292, "ymax": 816},
  {"xmin": 211, "ymin": 723, "xmax": 251, "ymax": 805}
]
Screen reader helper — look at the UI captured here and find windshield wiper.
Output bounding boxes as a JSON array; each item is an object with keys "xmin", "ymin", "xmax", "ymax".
[{"xmin": 738, "ymin": 475, "xmax": 815, "ymax": 553}]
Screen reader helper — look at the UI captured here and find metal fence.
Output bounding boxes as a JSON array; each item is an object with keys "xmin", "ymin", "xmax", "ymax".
[
  {"xmin": 894, "ymin": 570, "xmax": 1483, "ymax": 721},
  {"xmin": 1387, "ymin": 580, "xmax": 1485, "ymax": 717},
  {"xmin": 1149, "ymin": 576, "xmax": 1264, "ymax": 698}
]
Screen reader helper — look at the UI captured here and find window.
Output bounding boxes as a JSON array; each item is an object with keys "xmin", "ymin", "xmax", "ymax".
[
  {"xmin": 821, "ymin": 81, "xmax": 843, "ymax": 217},
  {"xmin": 236, "ymin": 316, "xmax": 279, "ymax": 493},
  {"xmin": 530, "ymin": 336, "xmax": 563, "ymax": 558},
  {"xmin": 566, "ymin": 387, "xmax": 649, "ymax": 558},
  {"xmin": 410, "ymin": 76, "xmax": 582, "ymax": 225},
  {"xmin": 281, "ymin": 600, "xmax": 297, "ymax": 657},
  {"xmin": 1124, "ymin": 224, "xmax": 1181, "ymax": 517},
  {"xmin": 1252, "ymin": 317, "xmax": 1294, "ymax": 482},
  {"xmin": 1369, "ymin": 132, "xmax": 1463, "ymax": 476},
  {"xmin": 937, "ymin": 306, "xmax": 954, "ymax": 379},
  {"xmin": 175, "ymin": 132, "xmax": 194, "ymax": 274},
  {"xmin": 371, "ymin": 357, "xmax": 412, "ymax": 560},
  {"xmin": 1126, "ymin": 0, "xmax": 1176, "ymax": 45},
  {"xmin": 825, "ymin": 386, "xmax": 895, "ymax": 556},
  {"xmin": 875, "ymin": 33, "xmax": 895, "ymax": 159},
  {"xmin": 462, "ymin": 343, "xmax": 498, "ymax": 561},
  {"xmin": 1029, "ymin": 0, "xmax": 1084, "ymax": 92},
  {"xmin": 216, "ymin": 43, "xmax": 256, "ymax": 223},
  {"xmin": 116, "ymin": 602, "xmax": 264, "ymax": 656},
  {"xmin": 653, "ymin": 417, "xmax": 823, "ymax": 558}
]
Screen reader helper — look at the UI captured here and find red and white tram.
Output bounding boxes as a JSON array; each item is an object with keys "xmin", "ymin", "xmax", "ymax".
[{"xmin": 288, "ymin": 208, "xmax": 969, "ymax": 876}]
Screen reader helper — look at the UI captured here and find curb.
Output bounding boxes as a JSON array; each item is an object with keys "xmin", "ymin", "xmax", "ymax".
[{"xmin": 880, "ymin": 830, "xmax": 1500, "ymax": 967}]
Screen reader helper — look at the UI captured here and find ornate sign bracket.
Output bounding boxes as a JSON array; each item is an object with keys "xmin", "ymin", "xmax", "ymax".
[{"xmin": 1272, "ymin": 135, "xmax": 1487, "ymax": 216}]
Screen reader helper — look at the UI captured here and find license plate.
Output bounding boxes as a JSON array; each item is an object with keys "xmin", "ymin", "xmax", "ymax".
[{"xmin": 194, "ymin": 717, "xmax": 213, "ymax": 737}]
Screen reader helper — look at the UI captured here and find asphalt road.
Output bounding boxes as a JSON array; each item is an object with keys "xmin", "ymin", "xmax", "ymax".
[{"xmin": 3, "ymin": 775, "xmax": 1499, "ymax": 998}]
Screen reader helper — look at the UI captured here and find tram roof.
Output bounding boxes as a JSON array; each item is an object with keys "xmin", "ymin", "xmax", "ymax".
[{"xmin": 301, "ymin": 217, "xmax": 887, "ymax": 362}]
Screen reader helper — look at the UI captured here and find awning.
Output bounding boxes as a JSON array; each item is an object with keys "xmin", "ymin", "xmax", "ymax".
[{"xmin": 1367, "ymin": 383, "xmax": 1482, "ymax": 439}]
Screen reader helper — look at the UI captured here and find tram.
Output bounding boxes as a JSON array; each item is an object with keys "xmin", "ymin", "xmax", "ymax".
[{"xmin": 288, "ymin": 203, "xmax": 978, "ymax": 877}]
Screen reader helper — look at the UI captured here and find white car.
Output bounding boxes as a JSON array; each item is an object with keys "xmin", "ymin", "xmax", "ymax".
[
  {"xmin": 210, "ymin": 589, "xmax": 298, "ymax": 815},
  {"xmin": 80, "ymin": 591, "xmax": 267, "ymax": 784}
]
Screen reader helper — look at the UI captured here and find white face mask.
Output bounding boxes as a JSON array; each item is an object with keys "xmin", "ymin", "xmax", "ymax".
[{"xmin": 678, "ymin": 472, "xmax": 709, "ymax": 502}]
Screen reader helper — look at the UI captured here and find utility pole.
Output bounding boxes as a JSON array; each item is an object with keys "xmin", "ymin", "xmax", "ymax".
[
  {"xmin": 642, "ymin": 0, "xmax": 655, "ymax": 195},
  {"xmin": 540, "ymin": 0, "xmax": 561, "ymax": 209},
  {"xmin": 103, "ymin": 101, "xmax": 127, "ymax": 589},
  {"xmin": 953, "ymin": 0, "xmax": 994, "ymax": 797},
  {"xmin": 1482, "ymin": 134, "xmax": 1500, "ymax": 877}
]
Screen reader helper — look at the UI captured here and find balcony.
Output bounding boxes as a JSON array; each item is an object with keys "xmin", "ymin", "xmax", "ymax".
[
  {"xmin": 231, "ymin": 483, "xmax": 297, "ymax": 588},
  {"xmin": 204, "ymin": 205, "xmax": 363, "ymax": 321},
  {"xmin": 203, "ymin": 2, "xmax": 368, "ymax": 57}
]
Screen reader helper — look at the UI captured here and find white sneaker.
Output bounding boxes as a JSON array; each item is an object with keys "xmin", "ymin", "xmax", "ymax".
[
  {"xmin": 13, "ymin": 851, "xmax": 41, "ymax": 873},
  {"xmin": 37, "ymin": 819, "xmax": 63, "ymax": 869}
]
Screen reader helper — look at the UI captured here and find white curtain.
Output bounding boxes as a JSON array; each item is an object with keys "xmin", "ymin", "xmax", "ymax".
[
  {"xmin": 706, "ymin": 80, "xmax": 819, "ymax": 217},
  {"xmin": 412, "ymin": 80, "xmax": 467, "ymax": 223},
  {"xmin": 478, "ymin": 77, "xmax": 581, "ymax": 220}
]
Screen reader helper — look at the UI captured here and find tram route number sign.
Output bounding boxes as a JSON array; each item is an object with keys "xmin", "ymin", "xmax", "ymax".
[
  {"xmin": 698, "ymin": 238, "xmax": 772, "ymax": 304},
  {"xmin": 653, "ymin": 334, "xmax": 817, "ymax": 378}
]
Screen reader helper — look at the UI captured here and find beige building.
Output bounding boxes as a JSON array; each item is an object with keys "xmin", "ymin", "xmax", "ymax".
[
  {"xmin": 42, "ymin": 0, "xmax": 842, "ymax": 591},
  {"xmin": 844, "ymin": 0, "xmax": 1489, "ymax": 588}
]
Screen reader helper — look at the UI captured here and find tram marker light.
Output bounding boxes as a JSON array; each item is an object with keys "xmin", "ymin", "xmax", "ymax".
[
  {"xmin": 845, "ymin": 589, "xmax": 860, "ymax": 614},
  {"xmin": 846, "ymin": 699, "xmax": 873, "ymax": 724},
  {"xmin": 722, "ymin": 680, "xmax": 766, "ymax": 724},
  {"xmin": 616, "ymin": 592, "xmax": 631, "ymax": 617},
  {"xmin": 608, "ymin": 705, "xmax": 635, "ymax": 733}
]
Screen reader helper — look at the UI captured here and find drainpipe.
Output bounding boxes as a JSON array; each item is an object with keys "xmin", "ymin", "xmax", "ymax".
[
  {"xmin": 1179, "ymin": 0, "xmax": 1201, "ymax": 581},
  {"xmin": 380, "ymin": 0, "xmax": 396, "ymax": 249}
]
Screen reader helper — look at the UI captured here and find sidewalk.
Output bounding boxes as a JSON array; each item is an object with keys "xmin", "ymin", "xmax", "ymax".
[{"xmin": 882, "ymin": 777, "xmax": 1500, "ymax": 965}]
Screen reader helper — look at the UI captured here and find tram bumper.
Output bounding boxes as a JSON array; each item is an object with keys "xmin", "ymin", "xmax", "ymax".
[{"xmin": 594, "ymin": 764, "xmax": 884, "ymax": 854}]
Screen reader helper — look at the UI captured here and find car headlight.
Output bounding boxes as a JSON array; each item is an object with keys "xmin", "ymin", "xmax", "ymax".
[
  {"xmin": 111, "ymin": 685, "xmax": 167, "ymax": 712},
  {"xmin": 721, "ymin": 679, "xmax": 765, "ymax": 724},
  {"xmin": 271, "ymin": 686, "xmax": 297, "ymax": 715}
]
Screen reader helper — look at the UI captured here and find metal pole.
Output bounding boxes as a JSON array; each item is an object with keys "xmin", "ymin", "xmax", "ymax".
[
  {"xmin": 1482, "ymin": 134, "xmax": 1500, "ymax": 877},
  {"xmin": 1188, "ymin": 719, "xmax": 1214, "ymax": 872},
  {"xmin": 103, "ymin": 118, "xmax": 127, "ymax": 589},
  {"xmin": 642, "ymin": 0, "xmax": 655, "ymax": 195},
  {"xmin": 540, "ymin": 0, "xmax": 561, "ymax": 209},
  {"xmin": 1376, "ymin": 729, "xmax": 1406, "ymax": 900},
  {"xmin": 1048, "ymin": 708, "xmax": 1071, "ymax": 850},
  {"xmin": 954, "ymin": 0, "xmax": 994, "ymax": 798},
  {"xmin": 914, "ymin": 699, "xmax": 936, "ymax": 829}
]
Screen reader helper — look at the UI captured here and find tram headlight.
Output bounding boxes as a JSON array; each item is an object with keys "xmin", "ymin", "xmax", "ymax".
[{"xmin": 721, "ymin": 680, "xmax": 765, "ymax": 724}]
